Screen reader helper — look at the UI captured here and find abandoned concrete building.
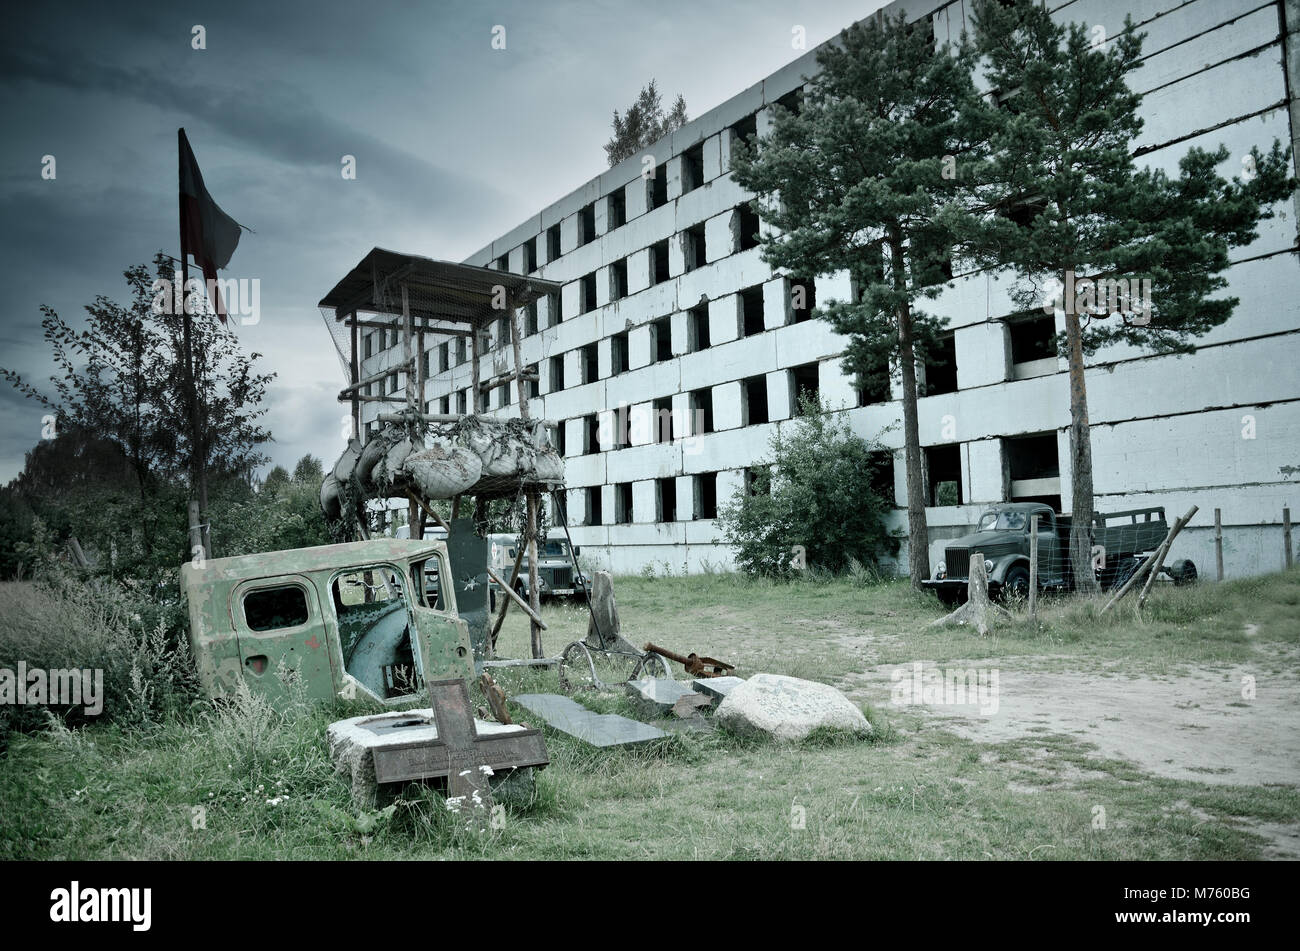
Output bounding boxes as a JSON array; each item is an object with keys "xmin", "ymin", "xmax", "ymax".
[{"xmin": 342, "ymin": 0, "xmax": 1300, "ymax": 578}]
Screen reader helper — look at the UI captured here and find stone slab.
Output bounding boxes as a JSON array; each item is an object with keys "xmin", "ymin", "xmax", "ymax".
[
  {"xmin": 326, "ymin": 708, "xmax": 529, "ymax": 808},
  {"xmin": 514, "ymin": 693, "xmax": 668, "ymax": 747},
  {"xmin": 691, "ymin": 676, "xmax": 746, "ymax": 702},
  {"xmin": 626, "ymin": 677, "xmax": 697, "ymax": 716}
]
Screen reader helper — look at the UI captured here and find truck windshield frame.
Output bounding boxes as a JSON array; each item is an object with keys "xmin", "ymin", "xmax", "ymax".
[{"xmin": 978, "ymin": 511, "xmax": 1028, "ymax": 532}]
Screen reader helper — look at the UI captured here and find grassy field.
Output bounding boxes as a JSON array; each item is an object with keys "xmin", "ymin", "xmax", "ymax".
[{"xmin": 2, "ymin": 568, "xmax": 1298, "ymax": 860}]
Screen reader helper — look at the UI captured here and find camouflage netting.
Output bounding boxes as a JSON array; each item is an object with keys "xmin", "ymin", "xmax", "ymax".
[{"xmin": 321, "ymin": 410, "xmax": 564, "ymax": 527}]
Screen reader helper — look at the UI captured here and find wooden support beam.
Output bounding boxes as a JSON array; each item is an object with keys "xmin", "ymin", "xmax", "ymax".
[
  {"xmin": 1137, "ymin": 505, "xmax": 1197, "ymax": 610},
  {"xmin": 349, "ymin": 311, "xmax": 360, "ymax": 440},
  {"xmin": 527, "ymin": 491, "xmax": 544, "ymax": 658},
  {"xmin": 486, "ymin": 567, "xmax": 548, "ymax": 630},
  {"xmin": 489, "ymin": 542, "xmax": 527, "ymax": 648},
  {"xmin": 338, "ymin": 358, "xmax": 414, "ymax": 396},
  {"xmin": 1028, "ymin": 514, "xmax": 1039, "ymax": 620},
  {"xmin": 1215, "ymin": 507, "xmax": 1224, "ymax": 581},
  {"xmin": 407, "ymin": 490, "xmax": 450, "ymax": 534}
]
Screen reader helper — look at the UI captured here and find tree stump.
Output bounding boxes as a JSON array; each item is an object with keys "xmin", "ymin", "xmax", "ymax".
[{"xmin": 929, "ymin": 551, "xmax": 1011, "ymax": 637}]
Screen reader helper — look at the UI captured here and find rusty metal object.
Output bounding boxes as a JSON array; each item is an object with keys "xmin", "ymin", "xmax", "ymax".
[
  {"xmin": 478, "ymin": 671, "xmax": 512, "ymax": 725},
  {"xmin": 643, "ymin": 642, "xmax": 735, "ymax": 678}
]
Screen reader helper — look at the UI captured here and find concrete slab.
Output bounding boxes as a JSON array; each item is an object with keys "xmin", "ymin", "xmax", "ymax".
[
  {"xmin": 626, "ymin": 677, "xmax": 697, "ymax": 716},
  {"xmin": 514, "ymin": 693, "xmax": 668, "ymax": 747},
  {"xmin": 692, "ymin": 676, "xmax": 746, "ymax": 703}
]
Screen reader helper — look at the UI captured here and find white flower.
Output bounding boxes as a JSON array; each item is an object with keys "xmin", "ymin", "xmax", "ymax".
[
  {"xmin": 479, "ymin": 765, "xmax": 494, "ymax": 776},
  {"xmin": 458, "ymin": 769, "xmax": 471, "ymax": 777}
]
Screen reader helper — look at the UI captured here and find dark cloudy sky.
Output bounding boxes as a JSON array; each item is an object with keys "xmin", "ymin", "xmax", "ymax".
[{"xmin": 0, "ymin": 0, "xmax": 881, "ymax": 483}]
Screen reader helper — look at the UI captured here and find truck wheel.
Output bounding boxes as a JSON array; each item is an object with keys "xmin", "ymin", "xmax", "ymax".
[
  {"xmin": 1001, "ymin": 565, "xmax": 1031, "ymax": 602},
  {"xmin": 1169, "ymin": 559, "xmax": 1198, "ymax": 586}
]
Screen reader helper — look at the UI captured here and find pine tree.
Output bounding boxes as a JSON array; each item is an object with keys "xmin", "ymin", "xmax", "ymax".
[
  {"xmin": 731, "ymin": 13, "xmax": 990, "ymax": 589},
  {"xmin": 605, "ymin": 80, "xmax": 688, "ymax": 166},
  {"xmin": 967, "ymin": 0, "xmax": 1295, "ymax": 592}
]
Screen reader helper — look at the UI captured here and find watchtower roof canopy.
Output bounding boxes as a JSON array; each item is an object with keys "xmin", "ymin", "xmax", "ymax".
[{"xmin": 319, "ymin": 247, "xmax": 561, "ymax": 328}]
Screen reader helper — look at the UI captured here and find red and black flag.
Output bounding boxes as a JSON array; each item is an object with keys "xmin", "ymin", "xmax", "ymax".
[{"xmin": 178, "ymin": 128, "xmax": 245, "ymax": 322}]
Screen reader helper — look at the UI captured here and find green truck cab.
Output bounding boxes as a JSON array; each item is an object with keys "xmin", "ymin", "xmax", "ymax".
[
  {"xmin": 180, "ymin": 539, "xmax": 476, "ymax": 707},
  {"xmin": 922, "ymin": 502, "xmax": 1194, "ymax": 605}
]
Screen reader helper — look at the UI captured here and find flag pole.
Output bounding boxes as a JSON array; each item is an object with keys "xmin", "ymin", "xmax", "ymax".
[{"xmin": 178, "ymin": 128, "xmax": 210, "ymax": 560}]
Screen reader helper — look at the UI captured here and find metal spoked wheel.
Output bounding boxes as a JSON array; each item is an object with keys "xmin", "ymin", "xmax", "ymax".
[
  {"xmin": 629, "ymin": 650, "xmax": 671, "ymax": 681},
  {"xmin": 558, "ymin": 640, "xmax": 600, "ymax": 693}
]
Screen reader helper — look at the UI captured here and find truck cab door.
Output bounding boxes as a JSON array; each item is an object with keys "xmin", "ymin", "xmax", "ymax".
[
  {"xmin": 408, "ymin": 553, "xmax": 476, "ymax": 685},
  {"xmin": 232, "ymin": 575, "xmax": 337, "ymax": 704}
]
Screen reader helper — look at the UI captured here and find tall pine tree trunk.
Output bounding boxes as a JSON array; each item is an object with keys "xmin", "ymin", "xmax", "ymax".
[
  {"xmin": 1063, "ymin": 302, "xmax": 1099, "ymax": 594},
  {"xmin": 890, "ymin": 232, "xmax": 931, "ymax": 590}
]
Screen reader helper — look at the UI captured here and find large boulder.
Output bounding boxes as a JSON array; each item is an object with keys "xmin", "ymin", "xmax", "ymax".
[{"xmin": 716, "ymin": 673, "xmax": 871, "ymax": 742}]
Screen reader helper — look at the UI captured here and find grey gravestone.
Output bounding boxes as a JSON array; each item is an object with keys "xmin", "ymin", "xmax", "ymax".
[
  {"xmin": 514, "ymin": 693, "xmax": 667, "ymax": 747},
  {"xmin": 691, "ymin": 676, "xmax": 746, "ymax": 703},
  {"xmin": 626, "ymin": 677, "xmax": 697, "ymax": 717},
  {"xmin": 584, "ymin": 571, "xmax": 640, "ymax": 653}
]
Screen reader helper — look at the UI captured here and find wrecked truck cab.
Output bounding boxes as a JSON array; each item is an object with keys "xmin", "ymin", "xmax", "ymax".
[{"xmin": 180, "ymin": 539, "xmax": 476, "ymax": 707}]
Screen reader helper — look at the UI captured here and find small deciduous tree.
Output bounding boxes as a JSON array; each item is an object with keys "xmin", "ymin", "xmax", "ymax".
[
  {"xmin": 605, "ymin": 80, "xmax": 688, "ymax": 166},
  {"xmin": 717, "ymin": 395, "xmax": 898, "ymax": 576}
]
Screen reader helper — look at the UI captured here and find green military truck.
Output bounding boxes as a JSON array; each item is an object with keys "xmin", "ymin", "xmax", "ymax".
[
  {"xmin": 486, "ymin": 531, "xmax": 590, "ymax": 606},
  {"xmin": 180, "ymin": 539, "xmax": 478, "ymax": 706},
  {"xmin": 921, "ymin": 502, "xmax": 1197, "ymax": 606}
]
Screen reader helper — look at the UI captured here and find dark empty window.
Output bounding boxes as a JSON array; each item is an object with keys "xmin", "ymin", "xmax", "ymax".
[
  {"xmin": 548, "ymin": 291, "xmax": 561, "ymax": 326},
  {"xmin": 736, "ymin": 204, "xmax": 761, "ymax": 252},
  {"xmin": 547, "ymin": 223, "xmax": 562, "ymax": 261},
  {"xmin": 924, "ymin": 335, "xmax": 958, "ymax": 395},
  {"xmin": 682, "ymin": 142, "xmax": 704, "ymax": 193},
  {"xmin": 790, "ymin": 362, "xmax": 819, "ymax": 414},
  {"xmin": 586, "ymin": 486, "xmax": 603, "ymax": 525},
  {"xmin": 1009, "ymin": 312, "xmax": 1058, "ymax": 364},
  {"xmin": 611, "ymin": 333, "xmax": 629, "ymax": 376},
  {"xmin": 776, "ymin": 87, "xmax": 803, "ymax": 116},
  {"xmin": 694, "ymin": 472, "xmax": 718, "ymax": 520},
  {"xmin": 744, "ymin": 465, "xmax": 770, "ymax": 496},
  {"xmin": 653, "ymin": 396, "xmax": 674, "ymax": 444},
  {"xmin": 499, "ymin": 382, "xmax": 512, "ymax": 407},
  {"xmin": 580, "ymin": 272, "xmax": 598, "ymax": 313},
  {"xmin": 610, "ymin": 259, "xmax": 628, "ymax": 301},
  {"xmin": 688, "ymin": 304, "xmax": 710, "ymax": 351},
  {"xmin": 652, "ymin": 316, "xmax": 673, "ymax": 362},
  {"xmin": 650, "ymin": 239, "xmax": 670, "ymax": 285},
  {"xmin": 244, "ymin": 586, "xmax": 309, "ymax": 632},
  {"xmin": 579, "ymin": 202, "xmax": 596, "ymax": 246},
  {"xmin": 457, "ymin": 390, "xmax": 467, "ymax": 415},
  {"xmin": 363, "ymin": 334, "xmax": 373, "ymax": 359},
  {"xmin": 790, "ymin": 278, "xmax": 816, "ymax": 323},
  {"xmin": 456, "ymin": 338, "xmax": 467, "ymax": 365},
  {"xmin": 525, "ymin": 239, "xmax": 538, "ymax": 272},
  {"xmin": 438, "ymin": 342, "xmax": 449, "ymax": 373},
  {"xmin": 615, "ymin": 482, "xmax": 633, "ymax": 524},
  {"xmin": 649, "ymin": 163, "xmax": 668, "ymax": 209},
  {"xmin": 925, "ymin": 444, "xmax": 962, "ymax": 507},
  {"xmin": 607, "ymin": 189, "xmax": 626, "ymax": 229},
  {"xmin": 690, "ymin": 387, "xmax": 713, "ymax": 434},
  {"xmin": 741, "ymin": 285, "xmax": 765, "ymax": 337},
  {"xmin": 525, "ymin": 301, "xmax": 538, "ymax": 336},
  {"xmin": 869, "ymin": 451, "xmax": 895, "ymax": 502},
  {"xmin": 744, "ymin": 375, "xmax": 769, "ymax": 425},
  {"xmin": 657, "ymin": 477, "xmax": 677, "ymax": 522},
  {"xmin": 495, "ymin": 253, "xmax": 508, "ymax": 272},
  {"xmin": 550, "ymin": 354, "xmax": 565, "ymax": 392},
  {"xmin": 684, "ymin": 223, "xmax": 707, "ymax": 271},
  {"xmin": 731, "ymin": 113, "xmax": 758, "ymax": 148},
  {"xmin": 439, "ymin": 395, "xmax": 450, "ymax": 415},
  {"xmin": 555, "ymin": 420, "xmax": 567, "ymax": 456},
  {"xmin": 581, "ymin": 342, "xmax": 599, "ymax": 384},
  {"xmin": 583, "ymin": 413, "xmax": 600, "ymax": 454}
]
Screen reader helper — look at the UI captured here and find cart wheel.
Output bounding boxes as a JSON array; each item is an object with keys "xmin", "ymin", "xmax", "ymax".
[
  {"xmin": 558, "ymin": 641, "xmax": 599, "ymax": 693},
  {"xmin": 1169, "ymin": 559, "xmax": 1198, "ymax": 586},
  {"xmin": 631, "ymin": 651, "xmax": 671, "ymax": 681}
]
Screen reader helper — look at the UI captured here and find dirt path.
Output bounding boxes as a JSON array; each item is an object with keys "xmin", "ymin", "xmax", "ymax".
[{"xmin": 845, "ymin": 661, "xmax": 1300, "ymax": 788}]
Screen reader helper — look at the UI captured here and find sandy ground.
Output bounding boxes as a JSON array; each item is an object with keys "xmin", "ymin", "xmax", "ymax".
[{"xmin": 841, "ymin": 631, "xmax": 1300, "ymax": 857}]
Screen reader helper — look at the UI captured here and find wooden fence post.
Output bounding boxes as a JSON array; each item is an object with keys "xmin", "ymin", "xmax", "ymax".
[
  {"xmin": 1214, "ymin": 508, "xmax": 1223, "ymax": 581},
  {"xmin": 1028, "ymin": 514, "xmax": 1039, "ymax": 620},
  {"xmin": 1285, "ymin": 507, "xmax": 1293, "ymax": 570}
]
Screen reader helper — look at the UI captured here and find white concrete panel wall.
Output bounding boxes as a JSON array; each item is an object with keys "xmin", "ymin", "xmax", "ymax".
[{"xmin": 373, "ymin": 0, "xmax": 1300, "ymax": 578}]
